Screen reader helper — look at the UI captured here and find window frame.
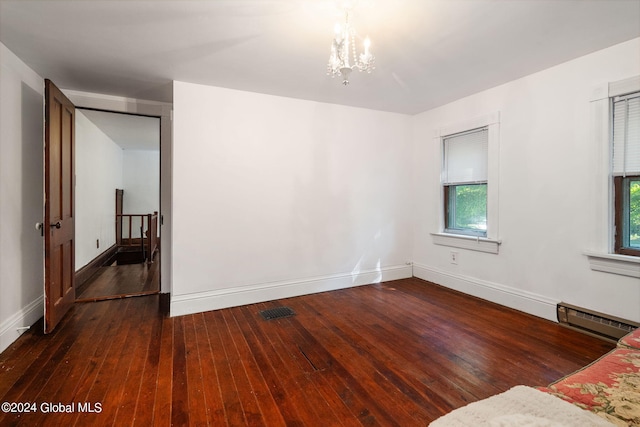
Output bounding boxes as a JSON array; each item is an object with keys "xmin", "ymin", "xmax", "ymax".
[
  {"xmin": 441, "ymin": 126, "xmax": 489, "ymax": 238},
  {"xmin": 430, "ymin": 112, "xmax": 501, "ymax": 254},
  {"xmin": 613, "ymin": 174, "xmax": 640, "ymax": 257},
  {"xmin": 610, "ymin": 88, "xmax": 640, "ymax": 258},
  {"xmin": 584, "ymin": 76, "xmax": 640, "ymax": 277}
]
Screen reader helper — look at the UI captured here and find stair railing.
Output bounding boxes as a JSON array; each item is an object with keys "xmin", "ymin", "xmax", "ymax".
[{"xmin": 116, "ymin": 211, "xmax": 158, "ymax": 263}]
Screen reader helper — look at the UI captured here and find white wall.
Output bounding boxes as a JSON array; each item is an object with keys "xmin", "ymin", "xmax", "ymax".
[
  {"xmin": 0, "ymin": 42, "xmax": 44, "ymax": 352},
  {"xmin": 122, "ymin": 149, "xmax": 160, "ymax": 216},
  {"xmin": 120, "ymin": 149, "xmax": 160, "ymax": 239},
  {"xmin": 412, "ymin": 38, "xmax": 640, "ymax": 323},
  {"xmin": 75, "ymin": 110, "xmax": 124, "ymax": 269},
  {"xmin": 171, "ymin": 82, "xmax": 413, "ymax": 316}
]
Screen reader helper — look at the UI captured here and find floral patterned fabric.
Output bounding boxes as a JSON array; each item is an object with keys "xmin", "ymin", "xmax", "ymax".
[
  {"xmin": 618, "ymin": 328, "xmax": 640, "ymax": 351},
  {"xmin": 539, "ymin": 348, "xmax": 640, "ymax": 426}
]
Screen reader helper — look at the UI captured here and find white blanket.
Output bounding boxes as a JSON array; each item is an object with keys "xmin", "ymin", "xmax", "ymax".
[{"xmin": 429, "ymin": 386, "xmax": 614, "ymax": 427}]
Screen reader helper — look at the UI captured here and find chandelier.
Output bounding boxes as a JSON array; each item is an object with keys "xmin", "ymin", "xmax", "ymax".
[{"xmin": 327, "ymin": 6, "xmax": 375, "ymax": 85}]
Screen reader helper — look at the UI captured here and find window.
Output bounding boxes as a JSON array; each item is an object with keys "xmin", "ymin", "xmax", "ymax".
[
  {"xmin": 612, "ymin": 91, "xmax": 640, "ymax": 256},
  {"xmin": 431, "ymin": 112, "xmax": 499, "ymax": 254},
  {"xmin": 442, "ymin": 127, "xmax": 488, "ymax": 237}
]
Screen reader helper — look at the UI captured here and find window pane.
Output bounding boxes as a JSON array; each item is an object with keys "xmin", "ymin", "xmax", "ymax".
[
  {"xmin": 447, "ymin": 184, "xmax": 487, "ymax": 234},
  {"xmin": 630, "ymin": 178, "xmax": 640, "ymax": 249}
]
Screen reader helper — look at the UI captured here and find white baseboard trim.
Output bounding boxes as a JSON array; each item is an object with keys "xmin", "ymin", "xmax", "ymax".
[
  {"xmin": 412, "ymin": 263, "xmax": 559, "ymax": 322},
  {"xmin": 0, "ymin": 296, "xmax": 43, "ymax": 354},
  {"xmin": 170, "ymin": 264, "xmax": 413, "ymax": 317}
]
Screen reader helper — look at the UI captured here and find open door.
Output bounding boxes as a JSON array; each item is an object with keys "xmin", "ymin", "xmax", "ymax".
[{"xmin": 44, "ymin": 79, "xmax": 75, "ymax": 333}]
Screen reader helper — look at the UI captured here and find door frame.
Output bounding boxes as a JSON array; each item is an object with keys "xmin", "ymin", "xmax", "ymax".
[
  {"xmin": 74, "ymin": 108, "xmax": 162, "ymax": 300},
  {"xmin": 52, "ymin": 89, "xmax": 172, "ymax": 296}
]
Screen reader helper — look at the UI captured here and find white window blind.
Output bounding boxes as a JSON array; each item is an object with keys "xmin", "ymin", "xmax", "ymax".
[
  {"xmin": 612, "ymin": 92, "xmax": 640, "ymax": 176},
  {"xmin": 443, "ymin": 127, "xmax": 488, "ymax": 184}
]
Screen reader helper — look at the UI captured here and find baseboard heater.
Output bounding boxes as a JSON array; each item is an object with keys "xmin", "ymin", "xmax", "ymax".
[{"xmin": 557, "ymin": 303, "xmax": 639, "ymax": 343}]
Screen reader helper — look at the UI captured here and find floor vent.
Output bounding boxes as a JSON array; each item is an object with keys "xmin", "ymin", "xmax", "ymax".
[
  {"xmin": 259, "ymin": 307, "xmax": 295, "ymax": 321},
  {"xmin": 557, "ymin": 303, "xmax": 639, "ymax": 342}
]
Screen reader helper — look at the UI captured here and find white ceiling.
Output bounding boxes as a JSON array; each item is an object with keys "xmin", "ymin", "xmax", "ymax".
[
  {"xmin": 79, "ymin": 109, "xmax": 160, "ymax": 151},
  {"xmin": 1, "ymin": 0, "xmax": 639, "ymax": 115}
]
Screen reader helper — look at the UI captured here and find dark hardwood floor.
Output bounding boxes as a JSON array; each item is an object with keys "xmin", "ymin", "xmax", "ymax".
[
  {"xmin": 75, "ymin": 260, "xmax": 159, "ymax": 302},
  {"xmin": 0, "ymin": 278, "xmax": 614, "ymax": 426}
]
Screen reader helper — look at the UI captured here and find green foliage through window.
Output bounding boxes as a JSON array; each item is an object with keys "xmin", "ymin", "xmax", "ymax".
[
  {"xmin": 446, "ymin": 184, "xmax": 487, "ymax": 235},
  {"xmin": 630, "ymin": 179, "xmax": 639, "ymax": 248}
]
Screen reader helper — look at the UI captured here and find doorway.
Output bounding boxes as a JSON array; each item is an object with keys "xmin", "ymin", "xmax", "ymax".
[{"xmin": 73, "ymin": 108, "xmax": 161, "ymax": 301}]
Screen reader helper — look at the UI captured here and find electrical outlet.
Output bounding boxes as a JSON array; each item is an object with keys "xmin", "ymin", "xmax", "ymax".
[{"xmin": 450, "ymin": 251, "xmax": 458, "ymax": 264}]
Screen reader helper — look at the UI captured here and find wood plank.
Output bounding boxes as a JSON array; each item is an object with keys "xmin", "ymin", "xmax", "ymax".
[
  {"xmin": 204, "ymin": 309, "xmax": 246, "ymax": 426},
  {"xmin": 272, "ymin": 314, "xmax": 369, "ymax": 426},
  {"xmin": 225, "ymin": 309, "xmax": 288, "ymax": 426},
  {"xmin": 219, "ymin": 309, "xmax": 266, "ymax": 426},
  {"xmin": 254, "ymin": 305, "xmax": 358, "ymax": 426},
  {"xmin": 66, "ymin": 299, "xmax": 130, "ymax": 424},
  {"xmin": 151, "ymin": 312, "xmax": 173, "ymax": 427},
  {"xmin": 182, "ymin": 314, "xmax": 209, "ymax": 426},
  {"xmin": 0, "ymin": 319, "xmax": 47, "ymax": 397},
  {"xmin": 319, "ymin": 285, "xmax": 498, "ymax": 401},
  {"xmin": 192, "ymin": 312, "xmax": 227, "ymax": 426},
  {"xmin": 131, "ymin": 298, "xmax": 164, "ymax": 426},
  {"xmin": 75, "ymin": 260, "xmax": 159, "ymax": 301},
  {"xmin": 19, "ymin": 300, "xmax": 112, "ymax": 426},
  {"xmin": 0, "ymin": 278, "xmax": 616, "ymax": 426},
  {"xmin": 287, "ymin": 295, "xmax": 430, "ymax": 425},
  {"xmin": 234, "ymin": 306, "xmax": 299, "ymax": 426},
  {"xmin": 112, "ymin": 296, "xmax": 159, "ymax": 425},
  {"xmin": 170, "ymin": 317, "xmax": 190, "ymax": 426},
  {"xmin": 71, "ymin": 298, "xmax": 138, "ymax": 426},
  {"xmin": 242, "ymin": 302, "xmax": 351, "ymax": 426},
  {"xmin": 252, "ymin": 301, "xmax": 340, "ymax": 425},
  {"xmin": 78, "ymin": 297, "xmax": 145, "ymax": 425},
  {"xmin": 0, "ymin": 304, "xmax": 93, "ymax": 425}
]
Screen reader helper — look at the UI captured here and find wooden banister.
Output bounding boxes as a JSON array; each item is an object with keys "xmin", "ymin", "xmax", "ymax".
[
  {"xmin": 116, "ymin": 212, "xmax": 158, "ymax": 263},
  {"xmin": 147, "ymin": 211, "xmax": 158, "ymax": 263}
]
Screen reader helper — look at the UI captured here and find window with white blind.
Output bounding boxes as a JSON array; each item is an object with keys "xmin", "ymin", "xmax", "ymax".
[
  {"xmin": 442, "ymin": 127, "xmax": 488, "ymax": 237},
  {"xmin": 612, "ymin": 91, "xmax": 640, "ymax": 256}
]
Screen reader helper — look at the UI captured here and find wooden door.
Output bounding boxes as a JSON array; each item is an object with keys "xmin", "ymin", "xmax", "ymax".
[{"xmin": 44, "ymin": 79, "xmax": 76, "ymax": 333}]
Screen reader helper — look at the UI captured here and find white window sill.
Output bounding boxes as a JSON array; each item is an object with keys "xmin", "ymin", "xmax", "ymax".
[
  {"xmin": 584, "ymin": 251, "xmax": 640, "ymax": 278},
  {"xmin": 431, "ymin": 232, "xmax": 501, "ymax": 254}
]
